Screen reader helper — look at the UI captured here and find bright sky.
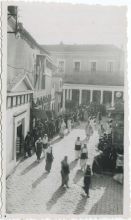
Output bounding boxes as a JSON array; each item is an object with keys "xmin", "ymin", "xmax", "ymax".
[{"xmin": 15, "ymin": 2, "xmax": 126, "ymax": 47}]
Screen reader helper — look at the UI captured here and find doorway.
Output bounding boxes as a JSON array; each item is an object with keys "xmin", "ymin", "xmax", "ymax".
[{"xmin": 16, "ymin": 120, "xmax": 24, "ymax": 161}]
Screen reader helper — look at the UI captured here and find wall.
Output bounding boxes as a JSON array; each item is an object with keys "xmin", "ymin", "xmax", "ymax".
[
  {"xmin": 7, "ymin": 23, "xmax": 40, "ymax": 86},
  {"xmin": 53, "ymin": 77, "xmax": 63, "ymax": 92},
  {"xmin": 54, "ymin": 93, "xmax": 62, "ymax": 115},
  {"xmin": 48, "ymin": 49, "xmax": 124, "ymax": 75},
  {"xmin": 8, "ymin": 21, "xmax": 54, "ymax": 112},
  {"xmin": 6, "ymin": 102, "xmax": 31, "ymax": 176}
]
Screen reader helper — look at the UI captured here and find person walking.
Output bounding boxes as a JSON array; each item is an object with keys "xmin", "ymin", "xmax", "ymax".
[
  {"xmin": 45, "ymin": 144, "xmax": 54, "ymax": 173},
  {"xmin": 75, "ymin": 137, "xmax": 82, "ymax": 160},
  {"xmin": 35, "ymin": 137, "xmax": 43, "ymax": 162},
  {"xmin": 85, "ymin": 121, "xmax": 90, "ymax": 141},
  {"xmin": 42, "ymin": 134, "xmax": 48, "ymax": 158},
  {"xmin": 59, "ymin": 119, "xmax": 66, "ymax": 138},
  {"xmin": 61, "ymin": 156, "xmax": 70, "ymax": 188},
  {"xmin": 80, "ymin": 143, "xmax": 88, "ymax": 171},
  {"xmin": 24, "ymin": 132, "xmax": 32, "ymax": 157},
  {"xmin": 67, "ymin": 118, "xmax": 72, "ymax": 133},
  {"xmin": 82, "ymin": 165, "xmax": 91, "ymax": 197}
]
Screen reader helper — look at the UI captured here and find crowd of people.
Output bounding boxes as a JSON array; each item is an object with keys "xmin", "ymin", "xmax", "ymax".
[
  {"xmin": 23, "ymin": 102, "xmax": 122, "ymax": 198},
  {"xmin": 24, "ymin": 105, "xmax": 89, "ymax": 157},
  {"xmin": 92, "ymin": 115, "xmax": 119, "ymax": 174},
  {"xmin": 23, "ymin": 104, "xmax": 98, "ymax": 197}
]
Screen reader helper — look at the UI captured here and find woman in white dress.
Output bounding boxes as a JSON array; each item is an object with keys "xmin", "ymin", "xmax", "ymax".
[
  {"xmin": 59, "ymin": 119, "xmax": 66, "ymax": 138},
  {"xmin": 85, "ymin": 120, "xmax": 90, "ymax": 141},
  {"xmin": 67, "ymin": 118, "xmax": 72, "ymax": 133}
]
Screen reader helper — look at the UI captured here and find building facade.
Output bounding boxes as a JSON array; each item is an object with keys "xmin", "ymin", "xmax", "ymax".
[
  {"xmin": 43, "ymin": 44, "xmax": 124, "ymax": 110},
  {"xmin": 52, "ymin": 76, "xmax": 63, "ymax": 115},
  {"xmin": 7, "ymin": 6, "xmax": 56, "ymax": 176}
]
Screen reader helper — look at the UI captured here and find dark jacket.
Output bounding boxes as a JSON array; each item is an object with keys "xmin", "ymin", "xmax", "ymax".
[
  {"xmin": 84, "ymin": 169, "xmax": 91, "ymax": 187},
  {"xmin": 36, "ymin": 141, "xmax": 43, "ymax": 153},
  {"xmin": 61, "ymin": 162, "xmax": 70, "ymax": 175}
]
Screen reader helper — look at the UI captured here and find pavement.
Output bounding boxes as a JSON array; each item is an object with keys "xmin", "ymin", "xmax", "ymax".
[{"xmin": 6, "ymin": 122, "xmax": 123, "ymax": 215}]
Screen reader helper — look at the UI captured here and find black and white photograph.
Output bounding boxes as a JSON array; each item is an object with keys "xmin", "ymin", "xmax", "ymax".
[{"xmin": 0, "ymin": 0, "xmax": 130, "ymax": 217}]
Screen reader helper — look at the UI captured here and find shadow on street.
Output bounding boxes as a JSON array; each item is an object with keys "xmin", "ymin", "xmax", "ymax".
[
  {"xmin": 32, "ymin": 172, "xmax": 49, "ymax": 188},
  {"xmin": 21, "ymin": 157, "xmax": 45, "ymax": 175},
  {"xmin": 73, "ymin": 175, "xmax": 123, "ymax": 215},
  {"xmin": 73, "ymin": 169, "xmax": 83, "ymax": 184},
  {"xmin": 46, "ymin": 186, "xmax": 66, "ymax": 211},
  {"xmin": 89, "ymin": 175, "xmax": 123, "ymax": 215},
  {"xmin": 51, "ymin": 137, "xmax": 62, "ymax": 145},
  {"xmin": 69, "ymin": 159, "xmax": 78, "ymax": 170},
  {"xmin": 73, "ymin": 195, "xmax": 87, "ymax": 214}
]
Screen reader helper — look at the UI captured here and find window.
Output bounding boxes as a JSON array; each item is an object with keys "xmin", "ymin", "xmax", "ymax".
[
  {"xmin": 17, "ymin": 96, "xmax": 21, "ymax": 105},
  {"xmin": 13, "ymin": 96, "xmax": 17, "ymax": 107},
  {"xmin": 25, "ymin": 95, "xmax": 28, "ymax": 103},
  {"xmin": 7, "ymin": 97, "xmax": 12, "ymax": 108},
  {"xmin": 21, "ymin": 95, "xmax": 24, "ymax": 104},
  {"xmin": 91, "ymin": 62, "xmax": 96, "ymax": 72},
  {"xmin": 107, "ymin": 61, "xmax": 113, "ymax": 72},
  {"xmin": 28, "ymin": 94, "xmax": 31, "ymax": 102},
  {"xmin": 74, "ymin": 61, "xmax": 80, "ymax": 72},
  {"xmin": 58, "ymin": 60, "xmax": 65, "ymax": 73}
]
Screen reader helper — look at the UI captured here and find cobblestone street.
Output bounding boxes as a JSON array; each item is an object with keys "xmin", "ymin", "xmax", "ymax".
[{"xmin": 6, "ymin": 123, "xmax": 123, "ymax": 215}]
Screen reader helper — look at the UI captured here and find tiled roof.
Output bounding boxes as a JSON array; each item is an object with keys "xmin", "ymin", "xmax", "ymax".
[
  {"xmin": 7, "ymin": 68, "xmax": 34, "ymax": 92},
  {"xmin": 7, "ymin": 69, "xmax": 25, "ymax": 92},
  {"xmin": 63, "ymin": 71, "xmax": 124, "ymax": 86},
  {"xmin": 42, "ymin": 44, "xmax": 122, "ymax": 53}
]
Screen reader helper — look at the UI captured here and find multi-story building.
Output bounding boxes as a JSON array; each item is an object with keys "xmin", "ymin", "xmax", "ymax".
[
  {"xmin": 52, "ymin": 75, "xmax": 63, "ymax": 115},
  {"xmin": 43, "ymin": 43, "xmax": 124, "ymax": 110},
  {"xmin": 7, "ymin": 6, "xmax": 56, "ymax": 175},
  {"xmin": 33, "ymin": 54, "xmax": 56, "ymax": 111}
]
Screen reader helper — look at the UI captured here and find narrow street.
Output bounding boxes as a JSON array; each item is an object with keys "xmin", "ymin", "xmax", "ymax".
[{"xmin": 6, "ymin": 123, "xmax": 123, "ymax": 215}]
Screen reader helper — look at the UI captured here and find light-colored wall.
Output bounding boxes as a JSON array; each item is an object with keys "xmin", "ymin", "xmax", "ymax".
[
  {"xmin": 7, "ymin": 25, "xmax": 40, "ymax": 85},
  {"xmin": 6, "ymin": 102, "xmax": 31, "ymax": 176},
  {"xmin": 53, "ymin": 77, "xmax": 63, "ymax": 92},
  {"xmin": 54, "ymin": 93, "xmax": 62, "ymax": 114},
  {"xmin": 52, "ymin": 77, "xmax": 63, "ymax": 114},
  {"xmin": 45, "ymin": 74, "xmax": 52, "ymax": 95},
  {"xmin": 49, "ymin": 50, "xmax": 123, "ymax": 75},
  {"xmin": 8, "ymin": 23, "xmax": 54, "ymax": 110}
]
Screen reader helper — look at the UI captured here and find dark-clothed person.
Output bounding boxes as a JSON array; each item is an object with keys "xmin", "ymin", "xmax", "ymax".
[
  {"xmin": 61, "ymin": 156, "xmax": 70, "ymax": 188},
  {"xmin": 45, "ymin": 145, "xmax": 54, "ymax": 172},
  {"xmin": 83, "ymin": 165, "xmax": 91, "ymax": 197},
  {"xmin": 24, "ymin": 132, "xmax": 32, "ymax": 157},
  {"xmin": 75, "ymin": 137, "xmax": 82, "ymax": 160},
  {"xmin": 35, "ymin": 137, "xmax": 43, "ymax": 162}
]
